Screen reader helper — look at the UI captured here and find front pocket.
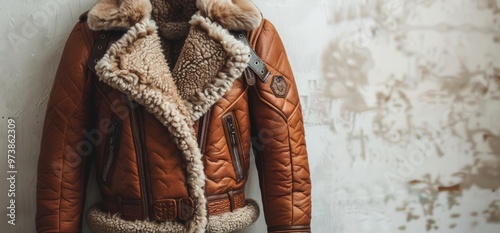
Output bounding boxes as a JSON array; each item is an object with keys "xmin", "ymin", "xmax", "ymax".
[
  {"xmin": 102, "ymin": 118, "xmax": 122, "ymax": 183},
  {"xmin": 223, "ymin": 114, "xmax": 244, "ymax": 182}
]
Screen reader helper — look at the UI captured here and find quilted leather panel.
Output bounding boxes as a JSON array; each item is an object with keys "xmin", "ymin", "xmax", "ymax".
[
  {"xmin": 249, "ymin": 22, "xmax": 299, "ymax": 120},
  {"xmin": 95, "ymin": 91, "xmax": 142, "ymax": 199},
  {"xmin": 36, "ymin": 22, "xmax": 94, "ymax": 233},
  {"xmin": 288, "ymin": 106, "xmax": 312, "ymax": 225},
  {"xmin": 143, "ymin": 109, "xmax": 189, "ymax": 199},
  {"xmin": 203, "ymin": 78, "xmax": 250, "ymax": 194},
  {"xmin": 230, "ymin": 90, "xmax": 252, "ymax": 177},
  {"xmin": 248, "ymin": 19, "xmax": 312, "ymax": 229}
]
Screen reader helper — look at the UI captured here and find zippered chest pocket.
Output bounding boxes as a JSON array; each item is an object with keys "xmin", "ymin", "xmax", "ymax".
[
  {"xmin": 102, "ymin": 118, "xmax": 123, "ymax": 183},
  {"xmin": 223, "ymin": 113, "xmax": 244, "ymax": 182}
]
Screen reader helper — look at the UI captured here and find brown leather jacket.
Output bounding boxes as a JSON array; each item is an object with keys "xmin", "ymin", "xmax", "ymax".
[{"xmin": 36, "ymin": 0, "xmax": 311, "ymax": 232}]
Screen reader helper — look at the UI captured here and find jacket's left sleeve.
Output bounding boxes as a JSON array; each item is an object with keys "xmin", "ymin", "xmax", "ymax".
[
  {"xmin": 247, "ymin": 19, "xmax": 312, "ymax": 233},
  {"xmin": 36, "ymin": 20, "xmax": 95, "ymax": 232}
]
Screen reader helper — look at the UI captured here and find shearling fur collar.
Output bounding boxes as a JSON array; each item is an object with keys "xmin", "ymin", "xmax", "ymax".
[{"xmin": 87, "ymin": 0, "xmax": 262, "ymax": 31}]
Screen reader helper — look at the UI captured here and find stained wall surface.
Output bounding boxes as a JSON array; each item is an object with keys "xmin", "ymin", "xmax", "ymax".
[{"xmin": 1, "ymin": 0, "xmax": 499, "ymax": 232}]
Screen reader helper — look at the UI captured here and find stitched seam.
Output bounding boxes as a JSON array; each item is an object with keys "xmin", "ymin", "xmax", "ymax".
[
  {"xmin": 287, "ymin": 115, "xmax": 294, "ymax": 225},
  {"xmin": 289, "ymin": 108, "xmax": 311, "ymax": 225},
  {"xmin": 247, "ymin": 18, "xmax": 265, "ymax": 48},
  {"xmin": 262, "ymin": 56, "xmax": 293, "ymax": 82},
  {"xmin": 287, "ymin": 103, "xmax": 301, "ymax": 122},
  {"xmin": 251, "ymin": 86, "xmax": 287, "ymax": 121},
  {"xmin": 80, "ymin": 21, "xmax": 93, "ymax": 52},
  {"xmin": 287, "ymin": 104, "xmax": 306, "ymax": 225},
  {"xmin": 218, "ymin": 87, "xmax": 248, "ymax": 115},
  {"xmin": 262, "ymin": 27, "xmax": 276, "ymax": 63},
  {"xmin": 250, "ymin": 85, "xmax": 293, "ymax": 225}
]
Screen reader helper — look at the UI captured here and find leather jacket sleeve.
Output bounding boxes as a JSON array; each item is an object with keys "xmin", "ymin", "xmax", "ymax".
[
  {"xmin": 248, "ymin": 19, "xmax": 312, "ymax": 233},
  {"xmin": 35, "ymin": 21, "xmax": 94, "ymax": 233}
]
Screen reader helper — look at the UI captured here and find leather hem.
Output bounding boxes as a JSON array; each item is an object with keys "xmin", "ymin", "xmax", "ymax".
[{"xmin": 268, "ymin": 225, "xmax": 311, "ymax": 233}]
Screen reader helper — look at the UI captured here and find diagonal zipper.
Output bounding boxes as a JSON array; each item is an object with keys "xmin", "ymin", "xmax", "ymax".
[
  {"xmin": 128, "ymin": 99, "xmax": 149, "ymax": 219},
  {"xmin": 224, "ymin": 114, "xmax": 244, "ymax": 181},
  {"xmin": 197, "ymin": 108, "xmax": 211, "ymax": 153},
  {"xmin": 102, "ymin": 119, "xmax": 122, "ymax": 182}
]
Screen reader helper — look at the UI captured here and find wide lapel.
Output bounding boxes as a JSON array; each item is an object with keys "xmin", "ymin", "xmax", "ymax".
[
  {"xmin": 175, "ymin": 13, "xmax": 251, "ymax": 121},
  {"xmin": 96, "ymin": 14, "xmax": 250, "ymax": 121}
]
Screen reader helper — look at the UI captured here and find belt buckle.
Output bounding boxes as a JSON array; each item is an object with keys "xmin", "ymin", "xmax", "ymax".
[{"xmin": 178, "ymin": 197, "xmax": 195, "ymax": 221}]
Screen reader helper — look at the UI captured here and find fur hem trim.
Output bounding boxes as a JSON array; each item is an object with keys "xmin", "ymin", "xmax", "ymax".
[
  {"xmin": 87, "ymin": 0, "xmax": 262, "ymax": 31},
  {"xmin": 87, "ymin": 200, "xmax": 260, "ymax": 233}
]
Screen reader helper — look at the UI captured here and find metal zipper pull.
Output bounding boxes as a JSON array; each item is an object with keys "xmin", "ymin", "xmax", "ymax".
[
  {"xmin": 225, "ymin": 116, "xmax": 244, "ymax": 181},
  {"xmin": 103, "ymin": 120, "xmax": 121, "ymax": 182}
]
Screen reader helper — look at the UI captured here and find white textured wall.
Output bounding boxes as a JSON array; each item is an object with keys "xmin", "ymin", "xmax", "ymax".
[{"xmin": 1, "ymin": 0, "xmax": 500, "ymax": 232}]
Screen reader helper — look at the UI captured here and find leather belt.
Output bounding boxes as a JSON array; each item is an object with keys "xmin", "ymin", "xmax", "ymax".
[
  {"xmin": 101, "ymin": 196, "xmax": 144, "ymax": 221},
  {"xmin": 206, "ymin": 189, "xmax": 245, "ymax": 216},
  {"xmin": 102, "ymin": 189, "xmax": 245, "ymax": 221},
  {"xmin": 153, "ymin": 197, "xmax": 196, "ymax": 221}
]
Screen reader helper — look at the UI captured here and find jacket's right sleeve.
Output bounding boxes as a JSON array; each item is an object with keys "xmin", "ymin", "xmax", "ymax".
[{"xmin": 36, "ymin": 21, "xmax": 95, "ymax": 232}]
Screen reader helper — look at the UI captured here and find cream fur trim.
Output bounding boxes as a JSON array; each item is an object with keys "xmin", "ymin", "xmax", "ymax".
[
  {"xmin": 87, "ymin": 0, "xmax": 262, "ymax": 31},
  {"xmin": 87, "ymin": 200, "xmax": 260, "ymax": 233}
]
